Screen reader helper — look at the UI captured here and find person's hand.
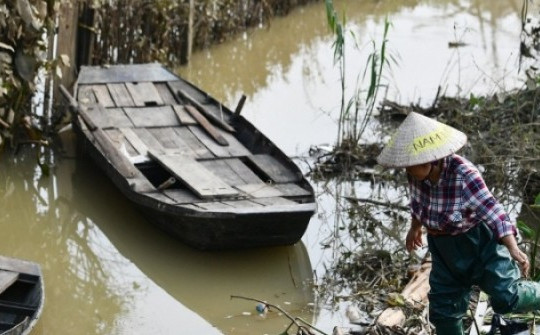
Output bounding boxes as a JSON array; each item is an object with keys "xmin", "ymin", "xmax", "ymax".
[
  {"xmin": 509, "ymin": 247, "xmax": 530, "ymax": 278},
  {"xmin": 501, "ymin": 235, "xmax": 530, "ymax": 277},
  {"xmin": 406, "ymin": 225, "xmax": 423, "ymax": 252}
]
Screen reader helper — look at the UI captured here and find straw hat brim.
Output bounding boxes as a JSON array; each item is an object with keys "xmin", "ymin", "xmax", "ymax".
[{"xmin": 376, "ymin": 112, "xmax": 467, "ymax": 168}]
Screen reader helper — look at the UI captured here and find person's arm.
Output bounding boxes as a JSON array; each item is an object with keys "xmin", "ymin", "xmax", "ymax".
[
  {"xmin": 462, "ymin": 170, "xmax": 516, "ymax": 238},
  {"xmin": 501, "ymin": 234, "xmax": 530, "ymax": 277},
  {"xmin": 406, "ymin": 216, "xmax": 423, "ymax": 252},
  {"xmin": 462, "ymin": 170, "xmax": 528, "ymax": 276}
]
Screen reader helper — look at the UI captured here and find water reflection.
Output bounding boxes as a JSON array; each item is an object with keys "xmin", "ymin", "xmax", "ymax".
[
  {"xmin": 69, "ymin": 142, "xmax": 316, "ymax": 335},
  {"xmin": 0, "ymin": 146, "xmax": 126, "ymax": 334},
  {"xmin": 177, "ymin": 0, "xmax": 524, "ymax": 156},
  {"xmin": 0, "ymin": 134, "xmax": 316, "ymax": 334}
]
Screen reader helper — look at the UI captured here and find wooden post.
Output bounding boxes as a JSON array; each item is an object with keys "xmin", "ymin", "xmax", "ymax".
[
  {"xmin": 180, "ymin": 0, "xmax": 194, "ymax": 64},
  {"xmin": 55, "ymin": 1, "xmax": 79, "ymax": 92},
  {"xmin": 76, "ymin": 3, "xmax": 95, "ymax": 67}
]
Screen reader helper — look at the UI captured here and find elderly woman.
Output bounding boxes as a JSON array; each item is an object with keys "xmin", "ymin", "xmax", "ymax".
[{"xmin": 377, "ymin": 112, "xmax": 539, "ymax": 335}]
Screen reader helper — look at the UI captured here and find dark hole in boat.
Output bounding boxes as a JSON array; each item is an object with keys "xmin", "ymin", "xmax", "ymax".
[
  {"xmin": 134, "ymin": 161, "xmax": 184, "ymax": 189},
  {"xmin": 239, "ymin": 157, "xmax": 273, "ymax": 183},
  {"xmin": 144, "ymin": 101, "xmax": 158, "ymax": 106},
  {"xmin": 0, "ymin": 323, "xmax": 15, "ymax": 331}
]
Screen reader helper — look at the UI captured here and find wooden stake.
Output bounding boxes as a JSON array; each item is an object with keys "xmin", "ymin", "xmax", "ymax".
[{"xmin": 234, "ymin": 94, "xmax": 246, "ymax": 117}]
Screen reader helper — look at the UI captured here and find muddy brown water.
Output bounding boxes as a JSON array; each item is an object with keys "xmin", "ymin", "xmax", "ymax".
[{"xmin": 1, "ymin": 0, "xmax": 527, "ymax": 334}]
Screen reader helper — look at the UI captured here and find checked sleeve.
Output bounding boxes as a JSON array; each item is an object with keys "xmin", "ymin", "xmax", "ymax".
[{"xmin": 461, "ymin": 169, "xmax": 515, "ymax": 240}]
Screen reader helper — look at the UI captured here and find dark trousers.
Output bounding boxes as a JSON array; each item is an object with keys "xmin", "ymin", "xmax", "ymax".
[{"xmin": 427, "ymin": 223, "xmax": 521, "ymax": 324}]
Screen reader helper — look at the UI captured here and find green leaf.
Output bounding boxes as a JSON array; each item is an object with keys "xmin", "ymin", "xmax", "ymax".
[
  {"xmin": 517, "ymin": 221, "xmax": 535, "ymax": 239},
  {"xmin": 535, "ymin": 193, "xmax": 540, "ymax": 205}
]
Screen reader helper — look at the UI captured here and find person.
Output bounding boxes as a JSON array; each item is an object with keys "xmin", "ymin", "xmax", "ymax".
[{"xmin": 376, "ymin": 112, "xmax": 540, "ymax": 335}]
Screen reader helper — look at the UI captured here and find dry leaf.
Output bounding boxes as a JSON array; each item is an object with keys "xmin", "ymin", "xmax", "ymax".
[
  {"xmin": 55, "ymin": 65, "xmax": 62, "ymax": 79},
  {"xmin": 60, "ymin": 54, "xmax": 70, "ymax": 67},
  {"xmin": 0, "ymin": 42, "xmax": 14, "ymax": 52}
]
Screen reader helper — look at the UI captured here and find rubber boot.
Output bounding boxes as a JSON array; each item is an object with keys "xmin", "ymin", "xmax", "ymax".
[
  {"xmin": 513, "ymin": 281, "xmax": 540, "ymax": 313},
  {"xmin": 432, "ymin": 318, "xmax": 464, "ymax": 335}
]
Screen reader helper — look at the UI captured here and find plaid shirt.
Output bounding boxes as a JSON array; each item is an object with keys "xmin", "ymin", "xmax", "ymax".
[{"xmin": 409, "ymin": 154, "xmax": 515, "ymax": 239}]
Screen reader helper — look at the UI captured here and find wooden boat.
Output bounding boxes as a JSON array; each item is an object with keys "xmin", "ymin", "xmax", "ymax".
[
  {"xmin": 63, "ymin": 63, "xmax": 316, "ymax": 250},
  {"xmin": 0, "ymin": 256, "xmax": 44, "ymax": 335}
]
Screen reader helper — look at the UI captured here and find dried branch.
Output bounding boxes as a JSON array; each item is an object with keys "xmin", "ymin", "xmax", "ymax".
[{"xmin": 230, "ymin": 295, "xmax": 329, "ymax": 335}]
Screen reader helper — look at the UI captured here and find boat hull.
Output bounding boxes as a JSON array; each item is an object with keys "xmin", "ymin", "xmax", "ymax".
[
  {"xmin": 0, "ymin": 256, "xmax": 44, "ymax": 335},
  {"xmin": 70, "ymin": 64, "xmax": 316, "ymax": 250}
]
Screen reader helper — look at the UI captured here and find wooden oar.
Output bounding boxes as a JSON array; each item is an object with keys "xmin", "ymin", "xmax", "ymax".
[
  {"xmin": 175, "ymin": 89, "xmax": 235, "ymax": 133},
  {"xmin": 59, "ymin": 84, "xmax": 138, "ymax": 178},
  {"xmin": 59, "ymin": 84, "xmax": 97, "ymax": 131},
  {"xmin": 184, "ymin": 105, "xmax": 229, "ymax": 146}
]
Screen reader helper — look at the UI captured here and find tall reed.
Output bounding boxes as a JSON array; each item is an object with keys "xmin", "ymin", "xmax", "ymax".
[{"xmin": 325, "ymin": 0, "xmax": 392, "ymax": 149}]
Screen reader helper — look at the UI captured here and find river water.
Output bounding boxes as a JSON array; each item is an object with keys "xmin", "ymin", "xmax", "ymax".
[{"xmin": 0, "ymin": 0, "xmax": 528, "ymax": 334}]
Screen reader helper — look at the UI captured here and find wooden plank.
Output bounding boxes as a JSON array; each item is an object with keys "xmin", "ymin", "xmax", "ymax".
[
  {"xmin": 224, "ymin": 159, "xmax": 263, "ymax": 184},
  {"xmin": 377, "ymin": 258, "xmax": 431, "ymax": 328},
  {"xmin": 162, "ymin": 189, "xmax": 204, "ymax": 204},
  {"xmin": 221, "ymin": 199, "xmax": 264, "ymax": 209},
  {"xmin": 105, "ymin": 129, "xmax": 138, "ymax": 156},
  {"xmin": 199, "ymin": 159, "xmax": 262, "ymax": 187},
  {"xmin": 246, "ymin": 154, "xmax": 301, "ymax": 183},
  {"xmin": 148, "ymin": 151, "xmax": 239, "ymax": 198},
  {"xmin": 148, "ymin": 127, "xmax": 200, "ymax": 157},
  {"xmin": 107, "ymin": 83, "xmax": 135, "ymax": 107},
  {"xmin": 154, "ymin": 83, "xmax": 178, "ymax": 105},
  {"xmin": 104, "ymin": 108, "xmax": 133, "ymax": 128},
  {"xmin": 167, "ymin": 80, "xmax": 235, "ymax": 132},
  {"xmin": 143, "ymin": 191, "xmax": 178, "ymax": 205},
  {"xmin": 0, "ymin": 271, "xmax": 19, "ymax": 295},
  {"xmin": 0, "ymin": 256, "xmax": 40, "ymax": 276},
  {"xmin": 184, "ymin": 105, "xmax": 228, "ymax": 146},
  {"xmin": 189, "ymin": 126, "xmax": 250, "ymax": 157},
  {"xmin": 126, "ymin": 82, "xmax": 164, "ymax": 107},
  {"xmin": 85, "ymin": 105, "xmax": 133, "ymax": 129},
  {"xmin": 178, "ymin": 202, "xmax": 315, "ymax": 214},
  {"xmin": 234, "ymin": 183, "xmax": 283, "ymax": 198},
  {"xmin": 124, "ymin": 106, "xmax": 180, "ymax": 127},
  {"xmin": 219, "ymin": 130, "xmax": 251, "ymax": 156},
  {"xmin": 173, "ymin": 127, "xmax": 214, "ymax": 159},
  {"xmin": 193, "ymin": 202, "xmax": 236, "ymax": 211},
  {"xmin": 251, "ymin": 197, "xmax": 298, "ymax": 206},
  {"xmin": 91, "ymin": 85, "xmax": 115, "ymax": 107},
  {"xmin": 131, "ymin": 128, "xmax": 166, "ymax": 154},
  {"xmin": 120, "ymin": 128, "xmax": 149, "ymax": 157},
  {"xmin": 127, "ymin": 177, "xmax": 155, "ymax": 193},
  {"xmin": 173, "ymin": 105, "xmax": 197, "ymax": 125},
  {"xmin": 78, "ymin": 64, "xmax": 179, "ymax": 84},
  {"xmin": 86, "ymin": 127, "xmax": 139, "ymax": 178},
  {"xmin": 273, "ymin": 183, "xmax": 312, "ymax": 197},
  {"xmin": 199, "ymin": 159, "xmax": 246, "ymax": 186}
]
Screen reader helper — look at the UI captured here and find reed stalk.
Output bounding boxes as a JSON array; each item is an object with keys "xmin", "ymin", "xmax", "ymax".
[{"xmin": 325, "ymin": 0, "xmax": 392, "ymax": 152}]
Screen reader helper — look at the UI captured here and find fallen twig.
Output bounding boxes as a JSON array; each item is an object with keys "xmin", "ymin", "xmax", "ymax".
[{"xmin": 230, "ymin": 295, "xmax": 329, "ymax": 335}]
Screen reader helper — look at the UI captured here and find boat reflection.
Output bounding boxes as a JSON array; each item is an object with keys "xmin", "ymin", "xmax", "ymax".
[{"xmin": 69, "ymin": 151, "xmax": 316, "ymax": 334}]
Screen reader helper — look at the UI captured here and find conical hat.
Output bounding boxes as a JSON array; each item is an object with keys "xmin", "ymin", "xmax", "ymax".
[{"xmin": 376, "ymin": 112, "xmax": 467, "ymax": 167}]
